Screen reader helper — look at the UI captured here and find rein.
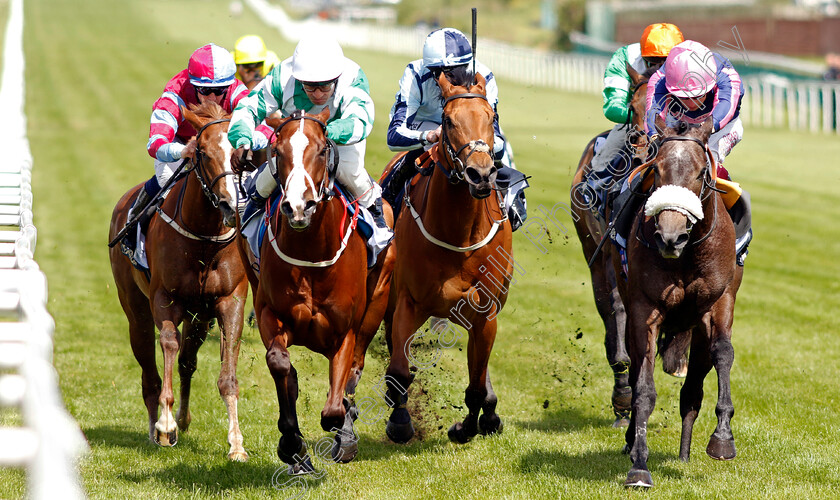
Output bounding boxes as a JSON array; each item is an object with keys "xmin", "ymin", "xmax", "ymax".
[
  {"xmin": 270, "ymin": 112, "xmax": 338, "ymax": 203},
  {"xmin": 405, "ymin": 91, "xmax": 507, "ymax": 252},
  {"xmin": 158, "ymin": 117, "xmax": 237, "ymax": 244}
]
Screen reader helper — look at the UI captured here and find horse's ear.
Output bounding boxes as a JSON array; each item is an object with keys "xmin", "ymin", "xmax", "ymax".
[
  {"xmin": 181, "ymin": 106, "xmax": 205, "ymax": 131},
  {"xmin": 315, "ymin": 107, "xmax": 331, "ymax": 125},
  {"xmin": 470, "ymin": 73, "xmax": 487, "ymax": 95},
  {"xmin": 627, "ymin": 62, "xmax": 642, "ymax": 86},
  {"xmin": 654, "ymin": 113, "xmax": 668, "ymax": 136},
  {"xmin": 699, "ymin": 116, "xmax": 714, "ymax": 141},
  {"xmin": 436, "ymin": 71, "xmax": 453, "ymax": 98},
  {"xmin": 265, "ymin": 114, "xmax": 283, "ymax": 131}
]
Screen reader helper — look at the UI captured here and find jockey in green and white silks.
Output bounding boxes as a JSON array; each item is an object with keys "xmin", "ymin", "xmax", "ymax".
[
  {"xmin": 586, "ymin": 23, "xmax": 684, "ymax": 210},
  {"xmin": 228, "ymin": 35, "xmax": 388, "ymax": 228}
]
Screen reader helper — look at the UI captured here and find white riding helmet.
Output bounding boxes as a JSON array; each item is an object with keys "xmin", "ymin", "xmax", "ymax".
[
  {"xmin": 423, "ymin": 28, "xmax": 472, "ymax": 68},
  {"xmin": 292, "ymin": 35, "xmax": 344, "ymax": 83}
]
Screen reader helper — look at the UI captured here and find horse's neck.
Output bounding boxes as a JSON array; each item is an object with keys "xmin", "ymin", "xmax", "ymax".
[
  {"xmin": 421, "ymin": 170, "xmax": 498, "ymax": 246},
  {"xmin": 175, "ymin": 176, "xmax": 224, "ymax": 233},
  {"xmin": 277, "ymin": 197, "xmax": 344, "ymax": 255}
]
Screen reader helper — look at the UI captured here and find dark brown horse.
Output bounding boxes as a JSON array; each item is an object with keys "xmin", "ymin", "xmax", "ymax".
[
  {"xmin": 571, "ymin": 64, "xmax": 660, "ymax": 427},
  {"xmin": 381, "ymin": 73, "xmax": 513, "ymax": 444},
  {"xmin": 619, "ymin": 117, "xmax": 742, "ymax": 488},
  {"xmin": 108, "ymin": 101, "xmax": 248, "ymax": 460},
  {"xmin": 238, "ymin": 109, "xmax": 395, "ymax": 467}
]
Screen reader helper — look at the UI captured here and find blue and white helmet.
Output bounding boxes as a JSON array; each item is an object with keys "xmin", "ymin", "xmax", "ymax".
[{"xmin": 423, "ymin": 28, "xmax": 472, "ymax": 68}]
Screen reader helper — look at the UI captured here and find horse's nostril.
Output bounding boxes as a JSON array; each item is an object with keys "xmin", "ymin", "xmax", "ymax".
[
  {"xmin": 280, "ymin": 202, "xmax": 293, "ymax": 216},
  {"xmin": 465, "ymin": 167, "xmax": 482, "ymax": 184},
  {"xmin": 304, "ymin": 200, "xmax": 317, "ymax": 212},
  {"xmin": 675, "ymin": 232, "xmax": 690, "ymax": 247}
]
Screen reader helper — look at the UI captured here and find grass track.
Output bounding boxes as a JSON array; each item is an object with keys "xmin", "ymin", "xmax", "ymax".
[{"xmin": 2, "ymin": 0, "xmax": 839, "ymax": 498}]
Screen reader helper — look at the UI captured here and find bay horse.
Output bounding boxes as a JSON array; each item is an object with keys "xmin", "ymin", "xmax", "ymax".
[
  {"xmin": 239, "ymin": 109, "xmax": 395, "ymax": 468},
  {"xmin": 619, "ymin": 116, "xmax": 742, "ymax": 488},
  {"xmin": 571, "ymin": 63, "xmax": 657, "ymax": 427},
  {"xmin": 381, "ymin": 73, "xmax": 512, "ymax": 444},
  {"xmin": 108, "ymin": 101, "xmax": 249, "ymax": 460},
  {"xmin": 572, "ymin": 63, "xmax": 691, "ymax": 428}
]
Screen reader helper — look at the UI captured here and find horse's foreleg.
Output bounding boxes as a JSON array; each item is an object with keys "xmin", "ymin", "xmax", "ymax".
[
  {"xmin": 604, "ymin": 263, "xmax": 631, "ymax": 427},
  {"xmin": 216, "ymin": 288, "xmax": 249, "ymax": 462},
  {"xmin": 449, "ymin": 318, "xmax": 497, "ymax": 444},
  {"xmin": 262, "ymin": 314, "xmax": 305, "ymax": 466},
  {"xmin": 624, "ymin": 302, "xmax": 659, "ymax": 488},
  {"xmin": 706, "ymin": 299, "xmax": 737, "ymax": 461},
  {"xmin": 679, "ymin": 324, "xmax": 712, "ymax": 462},
  {"xmin": 325, "ymin": 331, "xmax": 359, "ymax": 463},
  {"xmin": 176, "ymin": 316, "xmax": 209, "ymax": 432},
  {"xmin": 153, "ymin": 293, "xmax": 184, "ymax": 446},
  {"xmin": 384, "ymin": 293, "xmax": 425, "ymax": 444}
]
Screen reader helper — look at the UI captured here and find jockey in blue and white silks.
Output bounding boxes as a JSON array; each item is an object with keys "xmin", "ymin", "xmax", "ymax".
[{"xmin": 385, "ymin": 28, "xmax": 527, "ymax": 230}]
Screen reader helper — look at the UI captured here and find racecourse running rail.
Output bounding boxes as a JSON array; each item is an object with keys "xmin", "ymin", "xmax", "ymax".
[{"xmin": 0, "ymin": 0, "xmax": 88, "ymax": 498}]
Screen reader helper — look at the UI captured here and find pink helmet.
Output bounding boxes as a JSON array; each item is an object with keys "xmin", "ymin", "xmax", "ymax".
[
  {"xmin": 188, "ymin": 44, "xmax": 236, "ymax": 87},
  {"xmin": 664, "ymin": 40, "xmax": 718, "ymax": 98}
]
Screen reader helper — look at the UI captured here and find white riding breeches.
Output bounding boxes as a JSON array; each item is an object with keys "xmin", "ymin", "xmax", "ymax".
[{"xmin": 709, "ymin": 117, "xmax": 743, "ymax": 165}]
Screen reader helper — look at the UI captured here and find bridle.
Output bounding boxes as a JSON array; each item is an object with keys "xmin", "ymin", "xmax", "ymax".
[
  {"xmin": 190, "ymin": 118, "xmax": 235, "ymax": 209},
  {"xmin": 638, "ymin": 134, "xmax": 725, "ymax": 247},
  {"xmin": 269, "ymin": 111, "xmax": 339, "ymax": 204},
  {"xmin": 438, "ymin": 92, "xmax": 495, "ymax": 183}
]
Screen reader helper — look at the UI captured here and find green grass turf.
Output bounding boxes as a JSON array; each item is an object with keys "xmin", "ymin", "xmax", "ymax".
[{"xmin": 1, "ymin": 0, "xmax": 838, "ymax": 498}]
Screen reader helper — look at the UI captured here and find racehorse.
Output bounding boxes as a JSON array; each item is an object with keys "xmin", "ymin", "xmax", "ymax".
[
  {"xmin": 108, "ymin": 101, "xmax": 249, "ymax": 460},
  {"xmin": 381, "ymin": 73, "xmax": 513, "ymax": 444},
  {"xmin": 238, "ymin": 109, "xmax": 395, "ymax": 468},
  {"xmin": 570, "ymin": 63, "xmax": 664, "ymax": 427},
  {"xmin": 619, "ymin": 116, "xmax": 743, "ymax": 488}
]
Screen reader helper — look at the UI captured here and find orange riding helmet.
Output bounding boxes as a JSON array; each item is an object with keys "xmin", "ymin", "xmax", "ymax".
[{"xmin": 640, "ymin": 23, "xmax": 684, "ymax": 58}]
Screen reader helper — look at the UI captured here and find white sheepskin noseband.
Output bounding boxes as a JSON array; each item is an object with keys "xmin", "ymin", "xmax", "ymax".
[{"xmin": 644, "ymin": 185, "xmax": 704, "ymax": 223}]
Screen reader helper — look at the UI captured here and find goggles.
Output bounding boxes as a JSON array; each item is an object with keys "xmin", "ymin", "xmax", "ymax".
[{"xmin": 196, "ymin": 86, "xmax": 227, "ymax": 96}]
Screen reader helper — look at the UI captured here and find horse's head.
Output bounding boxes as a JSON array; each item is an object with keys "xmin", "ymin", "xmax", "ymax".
[
  {"xmin": 271, "ymin": 108, "xmax": 335, "ymax": 230},
  {"xmin": 626, "ymin": 62, "xmax": 660, "ymax": 155},
  {"xmin": 645, "ymin": 115, "xmax": 714, "ymax": 259},
  {"xmin": 181, "ymin": 102, "xmax": 237, "ymax": 227},
  {"xmin": 437, "ymin": 72, "xmax": 497, "ymax": 199}
]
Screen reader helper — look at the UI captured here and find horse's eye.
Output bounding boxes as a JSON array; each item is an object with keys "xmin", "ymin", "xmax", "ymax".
[{"xmin": 320, "ymin": 147, "xmax": 327, "ymax": 157}]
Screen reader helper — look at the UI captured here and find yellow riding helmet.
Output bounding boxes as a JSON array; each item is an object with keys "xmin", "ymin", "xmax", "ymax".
[
  {"xmin": 640, "ymin": 23, "xmax": 684, "ymax": 58},
  {"xmin": 233, "ymin": 35, "xmax": 267, "ymax": 65}
]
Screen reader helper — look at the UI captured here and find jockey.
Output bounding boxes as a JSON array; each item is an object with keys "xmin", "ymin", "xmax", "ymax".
[
  {"xmin": 645, "ymin": 40, "xmax": 744, "ymax": 167},
  {"xmin": 125, "ymin": 43, "xmax": 272, "ymax": 238},
  {"xmin": 585, "ymin": 23, "xmax": 684, "ymax": 211},
  {"xmin": 384, "ymin": 27, "xmax": 527, "ymax": 230},
  {"xmin": 645, "ymin": 40, "xmax": 750, "ymax": 265},
  {"xmin": 228, "ymin": 35, "xmax": 389, "ymax": 229},
  {"xmin": 232, "ymin": 34, "xmax": 280, "ymax": 90}
]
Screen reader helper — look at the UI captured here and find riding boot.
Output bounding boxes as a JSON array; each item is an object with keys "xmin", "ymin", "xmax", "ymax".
[
  {"xmin": 727, "ymin": 190, "xmax": 752, "ymax": 266},
  {"xmin": 367, "ymin": 196, "xmax": 389, "ymax": 229},
  {"xmin": 119, "ymin": 187, "xmax": 155, "ymax": 260},
  {"xmin": 383, "ymin": 149, "xmax": 422, "ymax": 205}
]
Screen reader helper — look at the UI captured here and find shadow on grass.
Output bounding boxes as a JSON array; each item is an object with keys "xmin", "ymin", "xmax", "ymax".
[
  {"xmin": 83, "ymin": 424, "xmax": 160, "ymax": 455},
  {"xmin": 520, "ymin": 448, "xmax": 684, "ymax": 484},
  {"xmin": 514, "ymin": 405, "xmax": 616, "ymax": 434},
  {"xmin": 119, "ymin": 460, "xmax": 301, "ymax": 494}
]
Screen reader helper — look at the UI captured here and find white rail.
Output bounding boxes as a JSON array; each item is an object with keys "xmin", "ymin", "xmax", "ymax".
[
  {"xmin": 247, "ymin": 0, "xmax": 840, "ymax": 133},
  {"xmin": 0, "ymin": 0, "xmax": 88, "ymax": 498}
]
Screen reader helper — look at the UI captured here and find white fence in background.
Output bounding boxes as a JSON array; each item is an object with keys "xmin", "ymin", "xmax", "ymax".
[
  {"xmin": 245, "ymin": 0, "xmax": 840, "ymax": 134},
  {"xmin": 0, "ymin": 0, "xmax": 88, "ymax": 498}
]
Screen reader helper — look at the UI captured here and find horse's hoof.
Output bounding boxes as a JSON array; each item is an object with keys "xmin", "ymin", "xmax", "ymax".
[
  {"xmin": 331, "ymin": 434, "xmax": 358, "ymax": 463},
  {"xmin": 228, "ymin": 450, "xmax": 249, "ymax": 462},
  {"xmin": 154, "ymin": 428, "xmax": 178, "ymax": 447},
  {"xmin": 386, "ymin": 418, "xmax": 415, "ymax": 444},
  {"xmin": 478, "ymin": 413, "xmax": 503, "ymax": 435},
  {"xmin": 277, "ymin": 436, "xmax": 306, "ymax": 465},
  {"xmin": 448, "ymin": 422, "xmax": 473, "ymax": 444},
  {"xmin": 665, "ymin": 361, "xmax": 688, "ymax": 378},
  {"xmin": 287, "ymin": 456, "xmax": 317, "ymax": 476},
  {"xmin": 176, "ymin": 411, "xmax": 192, "ymax": 432},
  {"xmin": 624, "ymin": 468, "xmax": 654, "ymax": 488},
  {"xmin": 612, "ymin": 417, "xmax": 631, "ymax": 428},
  {"xmin": 706, "ymin": 436, "xmax": 736, "ymax": 460}
]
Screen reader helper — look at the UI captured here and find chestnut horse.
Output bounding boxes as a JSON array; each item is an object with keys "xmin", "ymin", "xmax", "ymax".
[
  {"xmin": 619, "ymin": 117, "xmax": 743, "ymax": 488},
  {"xmin": 108, "ymin": 102, "xmax": 248, "ymax": 460},
  {"xmin": 381, "ymin": 73, "xmax": 513, "ymax": 444},
  {"xmin": 570, "ymin": 64, "xmax": 658, "ymax": 427},
  {"xmin": 239, "ymin": 109, "xmax": 395, "ymax": 468}
]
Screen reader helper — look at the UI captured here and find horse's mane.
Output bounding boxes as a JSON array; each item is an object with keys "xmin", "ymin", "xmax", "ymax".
[
  {"xmin": 642, "ymin": 64, "xmax": 660, "ymax": 79},
  {"xmin": 187, "ymin": 100, "xmax": 229, "ymax": 120}
]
